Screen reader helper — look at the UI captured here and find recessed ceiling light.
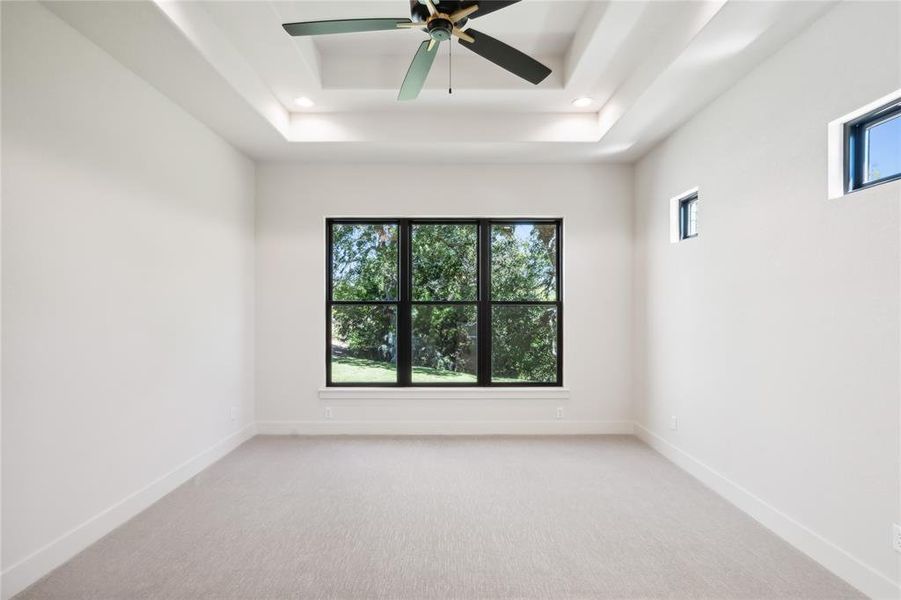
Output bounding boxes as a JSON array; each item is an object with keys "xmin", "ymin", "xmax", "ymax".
[
  {"xmin": 294, "ymin": 96, "xmax": 315, "ymax": 108},
  {"xmin": 571, "ymin": 97, "xmax": 593, "ymax": 108}
]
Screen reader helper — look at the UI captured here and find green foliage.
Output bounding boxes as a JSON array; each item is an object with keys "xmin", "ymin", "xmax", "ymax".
[
  {"xmin": 491, "ymin": 305, "xmax": 558, "ymax": 383},
  {"xmin": 412, "ymin": 224, "xmax": 478, "ymax": 301},
  {"xmin": 412, "ymin": 305, "xmax": 477, "ymax": 378},
  {"xmin": 331, "ymin": 305, "xmax": 396, "ymax": 363},
  {"xmin": 491, "ymin": 223, "xmax": 557, "ymax": 301},
  {"xmin": 332, "ymin": 224, "xmax": 398, "ymax": 301}
]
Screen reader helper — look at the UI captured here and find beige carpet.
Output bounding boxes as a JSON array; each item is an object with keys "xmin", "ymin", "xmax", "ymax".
[{"xmin": 15, "ymin": 436, "xmax": 862, "ymax": 599}]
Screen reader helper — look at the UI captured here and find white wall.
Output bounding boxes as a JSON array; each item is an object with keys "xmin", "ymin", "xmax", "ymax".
[
  {"xmin": 1, "ymin": 3, "xmax": 255, "ymax": 597},
  {"xmin": 3, "ymin": 1, "xmax": 898, "ymax": 598},
  {"xmin": 633, "ymin": 2, "xmax": 901, "ymax": 598},
  {"xmin": 255, "ymin": 164, "xmax": 633, "ymax": 434}
]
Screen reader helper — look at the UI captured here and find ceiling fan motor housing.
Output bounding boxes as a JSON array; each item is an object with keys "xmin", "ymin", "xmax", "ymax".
[
  {"xmin": 427, "ymin": 18, "xmax": 453, "ymax": 41},
  {"xmin": 410, "ymin": 0, "xmax": 469, "ymax": 26}
]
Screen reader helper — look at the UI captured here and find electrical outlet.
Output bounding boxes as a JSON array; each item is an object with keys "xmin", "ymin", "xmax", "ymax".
[
  {"xmin": 893, "ymin": 523, "xmax": 901, "ymax": 553},
  {"xmin": 670, "ymin": 416, "xmax": 679, "ymax": 431},
  {"xmin": 229, "ymin": 406, "xmax": 237, "ymax": 421},
  {"xmin": 555, "ymin": 407, "xmax": 564, "ymax": 420},
  {"xmin": 324, "ymin": 406, "xmax": 333, "ymax": 420}
]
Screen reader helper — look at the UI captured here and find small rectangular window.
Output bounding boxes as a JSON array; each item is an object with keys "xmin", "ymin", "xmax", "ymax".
[
  {"xmin": 679, "ymin": 193, "xmax": 698, "ymax": 240},
  {"xmin": 846, "ymin": 100, "xmax": 901, "ymax": 192}
]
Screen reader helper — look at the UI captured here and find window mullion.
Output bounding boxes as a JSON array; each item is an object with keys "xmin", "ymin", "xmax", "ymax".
[
  {"xmin": 478, "ymin": 219, "xmax": 491, "ymax": 386},
  {"xmin": 326, "ymin": 222, "xmax": 333, "ymax": 385},
  {"xmin": 398, "ymin": 219, "xmax": 412, "ymax": 386},
  {"xmin": 556, "ymin": 220, "xmax": 563, "ymax": 385}
]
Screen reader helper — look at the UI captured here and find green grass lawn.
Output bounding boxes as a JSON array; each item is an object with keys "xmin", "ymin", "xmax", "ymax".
[
  {"xmin": 333, "ymin": 356, "xmax": 477, "ymax": 383},
  {"xmin": 332, "ymin": 356, "xmax": 549, "ymax": 384}
]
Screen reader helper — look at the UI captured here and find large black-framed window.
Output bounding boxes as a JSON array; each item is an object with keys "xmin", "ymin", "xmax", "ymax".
[
  {"xmin": 326, "ymin": 218, "xmax": 562, "ymax": 387},
  {"xmin": 845, "ymin": 98, "xmax": 901, "ymax": 193}
]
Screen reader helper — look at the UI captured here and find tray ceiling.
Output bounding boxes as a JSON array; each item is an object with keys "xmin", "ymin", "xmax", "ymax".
[{"xmin": 45, "ymin": 0, "xmax": 834, "ymax": 162}]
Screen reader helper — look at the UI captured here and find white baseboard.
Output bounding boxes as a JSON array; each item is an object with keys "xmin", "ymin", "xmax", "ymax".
[
  {"xmin": 0, "ymin": 423, "xmax": 257, "ymax": 600},
  {"xmin": 634, "ymin": 424, "xmax": 901, "ymax": 600},
  {"xmin": 256, "ymin": 419, "xmax": 635, "ymax": 436}
]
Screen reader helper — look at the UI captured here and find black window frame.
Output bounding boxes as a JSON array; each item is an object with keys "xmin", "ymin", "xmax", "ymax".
[
  {"xmin": 845, "ymin": 98, "xmax": 901, "ymax": 193},
  {"xmin": 326, "ymin": 218, "xmax": 563, "ymax": 387},
  {"xmin": 679, "ymin": 193, "xmax": 698, "ymax": 240}
]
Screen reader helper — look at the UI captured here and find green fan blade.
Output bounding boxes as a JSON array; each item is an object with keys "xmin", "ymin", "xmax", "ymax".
[
  {"xmin": 398, "ymin": 40, "xmax": 439, "ymax": 101},
  {"xmin": 283, "ymin": 18, "xmax": 412, "ymax": 37}
]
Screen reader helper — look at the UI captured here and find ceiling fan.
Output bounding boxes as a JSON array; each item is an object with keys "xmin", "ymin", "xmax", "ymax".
[{"xmin": 282, "ymin": 0, "xmax": 552, "ymax": 101}]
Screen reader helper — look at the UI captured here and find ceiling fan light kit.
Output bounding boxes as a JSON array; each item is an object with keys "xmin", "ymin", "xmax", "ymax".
[{"xmin": 282, "ymin": 0, "xmax": 551, "ymax": 101}]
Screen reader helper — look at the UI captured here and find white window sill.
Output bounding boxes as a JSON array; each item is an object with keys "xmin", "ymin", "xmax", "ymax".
[{"xmin": 318, "ymin": 387, "xmax": 570, "ymax": 400}]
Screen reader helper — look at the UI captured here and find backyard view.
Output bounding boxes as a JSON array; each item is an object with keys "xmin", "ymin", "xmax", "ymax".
[{"xmin": 329, "ymin": 221, "xmax": 558, "ymax": 384}]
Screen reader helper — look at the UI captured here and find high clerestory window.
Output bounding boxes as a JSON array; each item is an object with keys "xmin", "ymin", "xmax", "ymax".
[
  {"xmin": 845, "ymin": 98, "xmax": 901, "ymax": 192},
  {"xmin": 326, "ymin": 219, "xmax": 562, "ymax": 386},
  {"xmin": 679, "ymin": 193, "xmax": 698, "ymax": 240}
]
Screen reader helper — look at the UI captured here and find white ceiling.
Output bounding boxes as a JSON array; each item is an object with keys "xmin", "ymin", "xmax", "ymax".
[{"xmin": 45, "ymin": 0, "xmax": 834, "ymax": 162}]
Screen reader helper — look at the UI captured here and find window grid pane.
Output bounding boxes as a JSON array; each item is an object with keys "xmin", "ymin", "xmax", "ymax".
[
  {"xmin": 687, "ymin": 199, "xmax": 698, "ymax": 237},
  {"xmin": 864, "ymin": 113, "xmax": 901, "ymax": 184},
  {"xmin": 491, "ymin": 223, "xmax": 558, "ymax": 301},
  {"xmin": 411, "ymin": 304, "xmax": 478, "ymax": 383},
  {"xmin": 680, "ymin": 195, "xmax": 698, "ymax": 240},
  {"xmin": 411, "ymin": 223, "xmax": 478, "ymax": 301},
  {"xmin": 330, "ymin": 304, "xmax": 398, "ymax": 383},
  {"xmin": 331, "ymin": 223, "xmax": 398, "ymax": 301},
  {"xmin": 490, "ymin": 305, "xmax": 559, "ymax": 384}
]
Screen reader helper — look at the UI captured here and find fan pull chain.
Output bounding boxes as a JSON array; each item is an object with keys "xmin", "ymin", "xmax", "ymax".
[{"xmin": 448, "ymin": 39, "xmax": 453, "ymax": 94}]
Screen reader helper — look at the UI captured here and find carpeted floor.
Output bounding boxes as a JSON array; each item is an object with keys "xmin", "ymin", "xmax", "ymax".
[{"xmin": 15, "ymin": 436, "xmax": 862, "ymax": 599}]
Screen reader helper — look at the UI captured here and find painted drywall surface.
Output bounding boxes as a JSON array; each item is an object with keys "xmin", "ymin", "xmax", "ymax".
[
  {"xmin": 1, "ymin": 0, "xmax": 254, "ymax": 580},
  {"xmin": 255, "ymin": 164, "xmax": 632, "ymax": 429},
  {"xmin": 633, "ymin": 0, "xmax": 900, "ymax": 593}
]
